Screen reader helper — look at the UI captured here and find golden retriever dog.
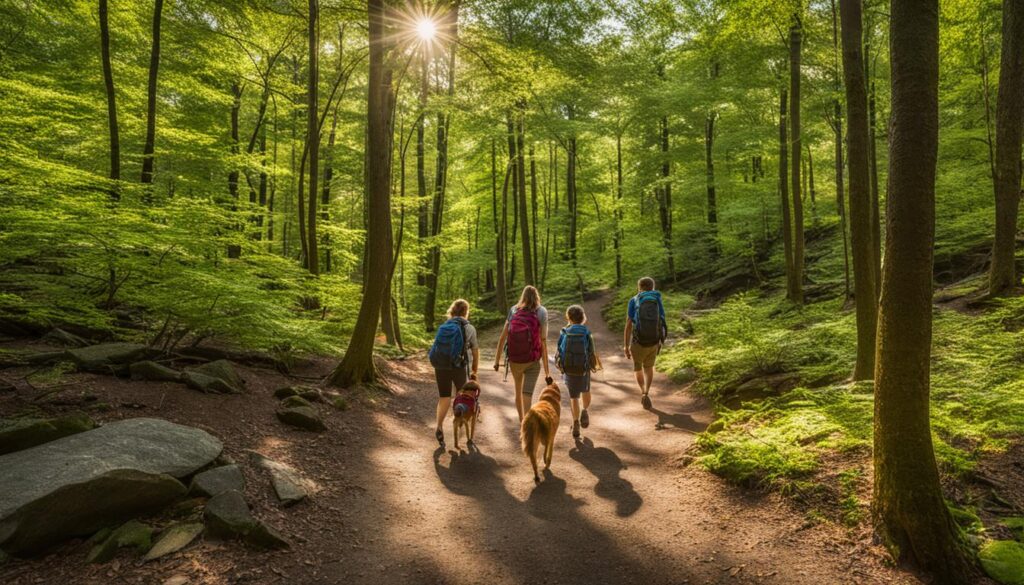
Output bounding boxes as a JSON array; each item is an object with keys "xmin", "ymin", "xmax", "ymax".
[
  {"xmin": 520, "ymin": 379, "xmax": 561, "ymax": 482},
  {"xmin": 452, "ymin": 380, "xmax": 481, "ymax": 450}
]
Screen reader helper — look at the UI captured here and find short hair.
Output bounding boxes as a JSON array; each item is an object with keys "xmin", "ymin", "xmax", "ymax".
[
  {"xmin": 638, "ymin": 277, "xmax": 655, "ymax": 291},
  {"xmin": 447, "ymin": 299, "xmax": 469, "ymax": 318},
  {"xmin": 566, "ymin": 305, "xmax": 586, "ymax": 324}
]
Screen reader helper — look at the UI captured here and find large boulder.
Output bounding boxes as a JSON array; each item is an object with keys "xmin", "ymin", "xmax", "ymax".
[
  {"xmin": 130, "ymin": 361, "xmax": 182, "ymax": 383},
  {"xmin": 0, "ymin": 412, "xmax": 96, "ymax": 455},
  {"xmin": 184, "ymin": 360, "xmax": 244, "ymax": 394},
  {"xmin": 204, "ymin": 491, "xmax": 289, "ymax": 549},
  {"xmin": 0, "ymin": 418, "xmax": 222, "ymax": 555},
  {"xmin": 188, "ymin": 464, "xmax": 245, "ymax": 498},
  {"xmin": 68, "ymin": 343, "xmax": 152, "ymax": 373}
]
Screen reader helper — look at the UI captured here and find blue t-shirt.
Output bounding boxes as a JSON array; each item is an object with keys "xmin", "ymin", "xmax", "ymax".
[{"xmin": 627, "ymin": 291, "xmax": 666, "ymax": 324}]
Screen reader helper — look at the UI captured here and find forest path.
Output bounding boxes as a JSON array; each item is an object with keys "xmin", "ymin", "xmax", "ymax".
[{"xmin": 323, "ymin": 293, "xmax": 913, "ymax": 585}]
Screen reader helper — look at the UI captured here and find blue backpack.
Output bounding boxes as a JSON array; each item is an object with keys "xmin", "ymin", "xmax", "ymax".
[
  {"xmin": 558, "ymin": 324, "xmax": 591, "ymax": 376},
  {"xmin": 632, "ymin": 291, "xmax": 666, "ymax": 347},
  {"xmin": 429, "ymin": 318, "xmax": 467, "ymax": 371}
]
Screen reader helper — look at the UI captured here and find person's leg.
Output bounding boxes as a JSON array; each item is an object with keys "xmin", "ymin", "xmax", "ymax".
[
  {"xmin": 571, "ymin": 397, "xmax": 580, "ymax": 421},
  {"xmin": 434, "ymin": 369, "xmax": 453, "ymax": 444},
  {"xmin": 582, "ymin": 389, "xmax": 592, "ymax": 410},
  {"xmin": 435, "ymin": 397, "xmax": 451, "ymax": 431},
  {"xmin": 511, "ymin": 362, "xmax": 527, "ymax": 421},
  {"xmin": 643, "ymin": 366, "xmax": 655, "ymax": 394},
  {"xmin": 630, "ymin": 342, "xmax": 645, "ymax": 392},
  {"xmin": 522, "ymin": 360, "xmax": 541, "ymax": 397}
]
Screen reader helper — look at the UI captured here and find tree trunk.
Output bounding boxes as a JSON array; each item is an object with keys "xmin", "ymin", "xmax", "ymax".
[
  {"xmin": 706, "ymin": 112, "xmax": 718, "ymax": 227},
  {"xmin": 416, "ymin": 53, "xmax": 428, "ymax": 287},
  {"xmin": 841, "ymin": 0, "xmax": 878, "ymax": 381},
  {"xmin": 140, "ymin": 0, "xmax": 163, "ymax": 186},
  {"xmin": 869, "ymin": 79, "xmax": 882, "ymax": 299},
  {"xmin": 517, "ymin": 110, "xmax": 534, "ymax": 284},
  {"xmin": 789, "ymin": 19, "xmax": 805, "ymax": 304},
  {"xmin": 836, "ymin": 101, "xmax": 852, "ymax": 299},
  {"xmin": 779, "ymin": 89, "xmax": 795, "ymax": 288},
  {"xmin": 258, "ymin": 122, "xmax": 268, "ymax": 237},
  {"xmin": 989, "ymin": 0, "xmax": 1024, "ymax": 296},
  {"xmin": 658, "ymin": 115, "xmax": 675, "ymax": 278},
  {"xmin": 229, "ymin": 83, "xmax": 242, "ymax": 205},
  {"xmin": 329, "ymin": 0, "xmax": 394, "ymax": 387},
  {"xmin": 491, "ymin": 139, "xmax": 507, "ymax": 311},
  {"xmin": 99, "ymin": 0, "xmax": 120, "ymax": 196},
  {"xmin": 530, "ymin": 144, "xmax": 539, "ymax": 290},
  {"xmin": 306, "ymin": 0, "xmax": 320, "ymax": 275},
  {"xmin": 322, "ymin": 111, "xmax": 337, "ymax": 271},
  {"xmin": 614, "ymin": 133, "xmax": 623, "ymax": 287},
  {"xmin": 873, "ymin": 0, "xmax": 974, "ymax": 580}
]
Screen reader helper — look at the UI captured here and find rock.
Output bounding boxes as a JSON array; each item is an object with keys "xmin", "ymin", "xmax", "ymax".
[
  {"xmin": 299, "ymin": 389, "xmax": 323, "ymax": 402},
  {"xmin": 181, "ymin": 371, "xmax": 237, "ymax": 394},
  {"xmin": 273, "ymin": 386, "xmax": 300, "ymax": 399},
  {"xmin": 143, "ymin": 522, "xmax": 203, "ymax": 562},
  {"xmin": 68, "ymin": 343, "xmax": 151, "ymax": 373},
  {"xmin": 0, "ymin": 418, "xmax": 221, "ymax": 555},
  {"xmin": 187, "ymin": 360, "xmax": 244, "ymax": 393},
  {"xmin": 672, "ymin": 367, "xmax": 698, "ymax": 385},
  {"xmin": 42, "ymin": 328, "xmax": 89, "ymax": 348},
  {"xmin": 86, "ymin": 520, "xmax": 153, "ymax": 564},
  {"xmin": 164, "ymin": 575, "xmax": 190, "ymax": 585},
  {"xmin": 167, "ymin": 497, "xmax": 205, "ymax": 519},
  {"xmin": 980, "ymin": 540, "xmax": 1024, "ymax": 585},
  {"xmin": 280, "ymin": 395, "xmax": 313, "ymax": 409},
  {"xmin": 0, "ymin": 412, "xmax": 97, "ymax": 455},
  {"xmin": 273, "ymin": 386, "xmax": 321, "ymax": 402},
  {"xmin": 130, "ymin": 361, "xmax": 182, "ymax": 383},
  {"xmin": 251, "ymin": 453, "xmax": 309, "ymax": 506},
  {"xmin": 188, "ymin": 464, "xmax": 245, "ymax": 498},
  {"xmin": 276, "ymin": 403, "xmax": 325, "ymax": 432},
  {"xmin": 24, "ymin": 351, "xmax": 69, "ymax": 365},
  {"xmin": 204, "ymin": 491, "xmax": 289, "ymax": 550}
]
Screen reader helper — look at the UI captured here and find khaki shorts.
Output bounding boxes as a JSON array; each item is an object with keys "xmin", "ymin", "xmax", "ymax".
[
  {"xmin": 630, "ymin": 342, "xmax": 660, "ymax": 371},
  {"xmin": 509, "ymin": 360, "xmax": 542, "ymax": 395}
]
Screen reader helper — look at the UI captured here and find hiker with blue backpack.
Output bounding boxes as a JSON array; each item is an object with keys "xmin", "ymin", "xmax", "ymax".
[
  {"xmin": 556, "ymin": 304, "xmax": 602, "ymax": 439},
  {"xmin": 429, "ymin": 299, "xmax": 480, "ymax": 448},
  {"xmin": 624, "ymin": 277, "xmax": 667, "ymax": 410},
  {"xmin": 492, "ymin": 285, "xmax": 550, "ymax": 422}
]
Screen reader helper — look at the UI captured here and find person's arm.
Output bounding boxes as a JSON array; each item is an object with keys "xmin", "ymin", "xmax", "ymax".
[
  {"xmin": 493, "ymin": 322, "xmax": 508, "ymax": 371},
  {"xmin": 624, "ymin": 320, "xmax": 633, "ymax": 359},
  {"xmin": 541, "ymin": 337, "xmax": 551, "ymax": 377},
  {"xmin": 471, "ymin": 347, "xmax": 480, "ymax": 377}
]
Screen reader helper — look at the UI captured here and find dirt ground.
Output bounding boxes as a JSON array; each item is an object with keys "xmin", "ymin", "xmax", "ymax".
[{"xmin": 0, "ymin": 295, "xmax": 920, "ymax": 585}]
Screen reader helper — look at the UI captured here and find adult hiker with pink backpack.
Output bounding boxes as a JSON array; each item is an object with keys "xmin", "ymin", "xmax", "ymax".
[{"xmin": 492, "ymin": 286, "xmax": 550, "ymax": 422}]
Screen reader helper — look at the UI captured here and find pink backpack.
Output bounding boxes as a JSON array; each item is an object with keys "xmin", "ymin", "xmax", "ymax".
[{"xmin": 506, "ymin": 309, "xmax": 542, "ymax": 363}]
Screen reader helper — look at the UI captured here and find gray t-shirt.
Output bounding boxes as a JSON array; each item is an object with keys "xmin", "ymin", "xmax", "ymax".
[
  {"xmin": 507, "ymin": 305, "xmax": 548, "ymax": 339},
  {"xmin": 451, "ymin": 317, "xmax": 477, "ymax": 350}
]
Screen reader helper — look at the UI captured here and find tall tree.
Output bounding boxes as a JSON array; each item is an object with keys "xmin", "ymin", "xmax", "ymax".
[
  {"xmin": 516, "ymin": 109, "xmax": 534, "ymax": 284},
  {"xmin": 831, "ymin": 0, "xmax": 852, "ymax": 300},
  {"xmin": 873, "ymin": 0, "xmax": 973, "ymax": 579},
  {"xmin": 99, "ymin": 0, "xmax": 120, "ymax": 195},
  {"xmin": 306, "ymin": 0, "xmax": 321, "ymax": 275},
  {"xmin": 140, "ymin": 0, "xmax": 163, "ymax": 186},
  {"xmin": 988, "ymin": 0, "xmax": 1024, "ymax": 296},
  {"xmin": 329, "ymin": 0, "xmax": 394, "ymax": 386},
  {"xmin": 658, "ymin": 113, "xmax": 674, "ymax": 277},
  {"xmin": 779, "ymin": 88, "xmax": 795, "ymax": 293},
  {"xmin": 493, "ymin": 138, "xmax": 508, "ymax": 311},
  {"xmin": 789, "ymin": 18, "xmax": 804, "ymax": 304},
  {"xmin": 840, "ymin": 0, "xmax": 878, "ymax": 381}
]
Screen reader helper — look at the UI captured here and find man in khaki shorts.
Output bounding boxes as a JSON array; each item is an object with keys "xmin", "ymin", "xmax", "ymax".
[{"xmin": 623, "ymin": 277, "xmax": 667, "ymax": 409}]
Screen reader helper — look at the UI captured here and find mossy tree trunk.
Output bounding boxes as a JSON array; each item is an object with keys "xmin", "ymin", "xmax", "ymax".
[
  {"xmin": 140, "ymin": 0, "xmax": 163, "ymax": 187},
  {"xmin": 779, "ymin": 88, "xmax": 794, "ymax": 291},
  {"xmin": 840, "ymin": 0, "xmax": 877, "ymax": 380},
  {"xmin": 99, "ymin": 0, "xmax": 120, "ymax": 196},
  {"xmin": 789, "ymin": 19, "xmax": 804, "ymax": 305},
  {"xmin": 989, "ymin": 0, "xmax": 1024, "ymax": 296},
  {"xmin": 873, "ymin": 0, "xmax": 973, "ymax": 580}
]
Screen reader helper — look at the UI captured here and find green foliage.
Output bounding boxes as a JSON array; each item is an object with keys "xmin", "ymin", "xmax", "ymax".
[{"xmin": 980, "ymin": 540, "xmax": 1024, "ymax": 585}]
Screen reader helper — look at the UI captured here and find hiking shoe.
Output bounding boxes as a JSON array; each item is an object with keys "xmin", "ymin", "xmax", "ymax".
[
  {"xmin": 641, "ymin": 393, "xmax": 652, "ymax": 410},
  {"xmin": 435, "ymin": 428, "xmax": 445, "ymax": 447},
  {"xmin": 580, "ymin": 409, "xmax": 590, "ymax": 429},
  {"xmin": 572, "ymin": 420, "xmax": 581, "ymax": 439}
]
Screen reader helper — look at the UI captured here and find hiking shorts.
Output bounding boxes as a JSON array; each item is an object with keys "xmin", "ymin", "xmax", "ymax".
[
  {"xmin": 434, "ymin": 368, "xmax": 468, "ymax": 398},
  {"xmin": 509, "ymin": 360, "xmax": 541, "ymax": 395},
  {"xmin": 630, "ymin": 342, "xmax": 660, "ymax": 372},
  {"xmin": 563, "ymin": 372, "xmax": 591, "ymax": 399}
]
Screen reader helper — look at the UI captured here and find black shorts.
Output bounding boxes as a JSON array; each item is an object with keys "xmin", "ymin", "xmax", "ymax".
[{"xmin": 434, "ymin": 368, "xmax": 468, "ymax": 398}]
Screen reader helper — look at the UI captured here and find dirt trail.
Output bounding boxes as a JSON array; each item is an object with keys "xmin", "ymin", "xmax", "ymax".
[
  {"xmin": 1, "ymin": 294, "xmax": 915, "ymax": 585},
  {"xmin": 317, "ymin": 294, "xmax": 912, "ymax": 585}
]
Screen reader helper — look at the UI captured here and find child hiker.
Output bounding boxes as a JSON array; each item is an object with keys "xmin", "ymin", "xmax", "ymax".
[{"xmin": 556, "ymin": 304, "xmax": 601, "ymax": 439}]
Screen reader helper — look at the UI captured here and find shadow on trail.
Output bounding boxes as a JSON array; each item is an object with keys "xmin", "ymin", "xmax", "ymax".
[
  {"xmin": 649, "ymin": 407, "xmax": 705, "ymax": 433},
  {"xmin": 569, "ymin": 437, "xmax": 643, "ymax": 517}
]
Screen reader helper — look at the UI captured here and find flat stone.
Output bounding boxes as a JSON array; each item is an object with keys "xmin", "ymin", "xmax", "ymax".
[
  {"xmin": 251, "ymin": 453, "xmax": 309, "ymax": 506},
  {"xmin": 143, "ymin": 522, "xmax": 203, "ymax": 562},
  {"xmin": 68, "ymin": 343, "xmax": 151, "ymax": 373},
  {"xmin": 276, "ymin": 405, "xmax": 325, "ymax": 432},
  {"xmin": 188, "ymin": 464, "xmax": 244, "ymax": 498},
  {"xmin": 273, "ymin": 386, "xmax": 300, "ymax": 399},
  {"xmin": 129, "ymin": 361, "xmax": 182, "ymax": 383},
  {"xmin": 280, "ymin": 395, "xmax": 312, "ymax": 409},
  {"xmin": 42, "ymin": 328, "xmax": 89, "ymax": 348},
  {"xmin": 181, "ymin": 371, "xmax": 238, "ymax": 394},
  {"xmin": 204, "ymin": 490, "xmax": 288, "ymax": 550},
  {"xmin": 86, "ymin": 519, "xmax": 153, "ymax": 564},
  {"xmin": 0, "ymin": 412, "xmax": 96, "ymax": 455},
  {"xmin": 0, "ymin": 418, "xmax": 221, "ymax": 555}
]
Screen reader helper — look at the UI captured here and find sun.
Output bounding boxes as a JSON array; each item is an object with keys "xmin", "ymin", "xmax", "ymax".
[{"xmin": 416, "ymin": 18, "xmax": 437, "ymax": 41}]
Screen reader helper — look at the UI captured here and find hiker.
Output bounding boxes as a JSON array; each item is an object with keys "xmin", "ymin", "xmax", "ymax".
[
  {"xmin": 429, "ymin": 299, "xmax": 479, "ymax": 448},
  {"xmin": 623, "ymin": 277, "xmax": 667, "ymax": 409},
  {"xmin": 556, "ymin": 304, "xmax": 601, "ymax": 439},
  {"xmin": 493, "ymin": 285, "xmax": 550, "ymax": 422}
]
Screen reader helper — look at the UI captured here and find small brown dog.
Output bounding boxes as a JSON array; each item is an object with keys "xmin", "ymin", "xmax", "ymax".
[
  {"xmin": 520, "ymin": 378, "xmax": 561, "ymax": 482},
  {"xmin": 452, "ymin": 379, "xmax": 481, "ymax": 450}
]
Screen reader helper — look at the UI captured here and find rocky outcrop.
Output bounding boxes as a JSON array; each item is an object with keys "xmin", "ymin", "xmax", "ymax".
[
  {"xmin": 129, "ymin": 361, "xmax": 182, "ymax": 383},
  {"xmin": 276, "ymin": 396, "xmax": 324, "ymax": 432},
  {"xmin": 68, "ymin": 343, "xmax": 152, "ymax": 373},
  {"xmin": 204, "ymin": 491, "xmax": 289, "ymax": 550},
  {"xmin": 184, "ymin": 360, "xmax": 244, "ymax": 394},
  {"xmin": 86, "ymin": 520, "xmax": 154, "ymax": 564},
  {"xmin": 188, "ymin": 464, "xmax": 245, "ymax": 498},
  {"xmin": 143, "ymin": 522, "xmax": 203, "ymax": 562},
  {"xmin": 0, "ymin": 418, "xmax": 221, "ymax": 555},
  {"xmin": 0, "ymin": 412, "xmax": 96, "ymax": 455}
]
